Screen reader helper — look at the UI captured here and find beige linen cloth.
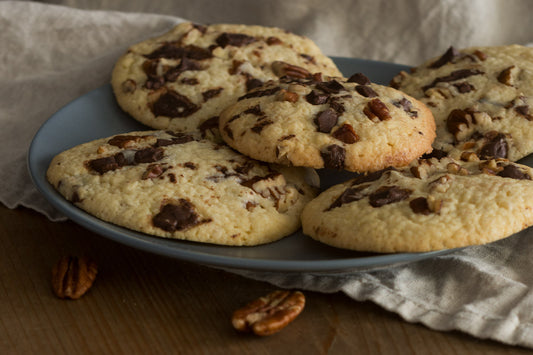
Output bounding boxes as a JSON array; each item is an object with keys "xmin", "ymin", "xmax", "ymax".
[{"xmin": 2, "ymin": 1, "xmax": 533, "ymax": 347}]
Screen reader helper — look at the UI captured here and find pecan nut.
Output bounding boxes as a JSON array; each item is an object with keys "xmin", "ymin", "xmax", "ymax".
[
  {"xmin": 51, "ymin": 256, "xmax": 98, "ymax": 299},
  {"xmin": 271, "ymin": 61, "xmax": 311, "ymax": 79},
  {"xmin": 232, "ymin": 290, "xmax": 305, "ymax": 336}
]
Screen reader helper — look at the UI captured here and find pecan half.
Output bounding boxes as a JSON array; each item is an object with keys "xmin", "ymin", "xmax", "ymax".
[
  {"xmin": 51, "ymin": 256, "xmax": 98, "ymax": 300},
  {"xmin": 232, "ymin": 290, "xmax": 305, "ymax": 336},
  {"xmin": 271, "ymin": 61, "xmax": 311, "ymax": 79}
]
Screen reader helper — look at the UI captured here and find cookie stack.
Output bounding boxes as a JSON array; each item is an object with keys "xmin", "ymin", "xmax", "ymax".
[{"xmin": 47, "ymin": 23, "xmax": 533, "ymax": 252}]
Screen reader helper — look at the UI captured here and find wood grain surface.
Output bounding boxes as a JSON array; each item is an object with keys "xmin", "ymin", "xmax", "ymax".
[{"xmin": 0, "ymin": 205, "xmax": 529, "ymax": 354}]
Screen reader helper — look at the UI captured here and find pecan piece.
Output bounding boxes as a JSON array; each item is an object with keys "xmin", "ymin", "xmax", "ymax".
[
  {"xmin": 271, "ymin": 61, "xmax": 311, "ymax": 79},
  {"xmin": 51, "ymin": 256, "xmax": 98, "ymax": 300},
  {"xmin": 232, "ymin": 290, "xmax": 305, "ymax": 336}
]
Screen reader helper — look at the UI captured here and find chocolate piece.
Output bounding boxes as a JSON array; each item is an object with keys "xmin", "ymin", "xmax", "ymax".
[
  {"xmin": 305, "ymin": 90, "xmax": 329, "ymax": 105},
  {"xmin": 497, "ymin": 165, "xmax": 531, "ymax": 180},
  {"xmin": 422, "ymin": 69, "xmax": 484, "ymax": 91},
  {"xmin": 164, "ymin": 57, "xmax": 203, "ymax": 82},
  {"xmin": 145, "ymin": 44, "xmax": 213, "ymax": 60},
  {"xmin": 326, "ymin": 185, "xmax": 368, "ymax": 211},
  {"xmin": 238, "ymin": 87, "xmax": 281, "ymax": 101},
  {"xmin": 332, "ymin": 124, "xmax": 359, "ymax": 144},
  {"xmin": 299, "ymin": 53, "xmax": 316, "ymax": 63},
  {"xmin": 183, "ymin": 162, "xmax": 197, "ymax": 170},
  {"xmin": 134, "ymin": 147, "xmax": 164, "ymax": 164},
  {"xmin": 251, "ymin": 119, "xmax": 274, "ymax": 133},
  {"xmin": 355, "ymin": 85, "xmax": 378, "ymax": 98},
  {"xmin": 368, "ymin": 186, "xmax": 412, "ymax": 207},
  {"xmin": 347, "ymin": 73, "xmax": 371, "ymax": 85},
  {"xmin": 329, "ymin": 99, "xmax": 345, "ymax": 115},
  {"xmin": 321, "ymin": 145, "xmax": 345, "ymax": 170},
  {"xmin": 409, "ymin": 197, "xmax": 431, "ymax": 215},
  {"xmin": 154, "ymin": 134, "xmax": 194, "ymax": 147},
  {"xmin": 446, "ymin": 109, "xmax": 471, "ymax": 137},
  {"xmin": 421, "ymin": 149, "xmax": 448, "ymax": 160},
  {"xmin": 202, "ymin": 87, "xmax": 223, "ymax": 101},
  {"xmin": 245, "ymin": 77, "xmax": 263, "ymax": 91},
  {"xmin": 454, "ymin": 82, "xmax": 475, "ymax": 93},
  {"xmin": 316, "ymin": 80, "xmax": 345, "ymax": 94},
  {"xmin": 479, "ymin": 132, "xmax": 508, "ymax": 159},
  {"xmin": 314, "ymin": 108, "xmax": 338, "ymax": 133},
  {"xmin": 351, "ymin": 167, "xmax": 394, "ymax": 186},
  {"xmin": 515, "ymin": 106, "xmax": 533, "ymax": 121},
  {"xmin": 216, "ymin": 32, "xmax": 256, "ymax": 48},
  {"xmin": 152, "ymin": 90, "xmax": 199, "ymax": 118},
  {"xmin": 87, "ymin": 153, "xmax": 126, "ymax": 175},
  {"xmin": 266, "ymin": 36, "xmax": 283, "ymax": 45},
  {"xmin": 108, "ymin": 135, "xmax": 146, "ymax": 148},
  {"xmin": 243, "ymin": 105, "xmax": 264, "ymax": 116},
  {"xmin": 497, "ymin": 66, "xmax": 515, "ymax": 86},
  {"xmin": 393, "ymin": 98, "xmax": 418, "ymax": 117},
  {"xmin": 198, "ymin": 116, "xmax": 219, "ymax": 137},
  {"xmin": 428, "ymin": 46, "xmax": 460, "ymax": 69},
  {"xmin": 152, "ymin": 199, "xmax": 202, "ymax": 231}
]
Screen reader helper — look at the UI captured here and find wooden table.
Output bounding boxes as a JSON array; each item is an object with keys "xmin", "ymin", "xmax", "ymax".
[{"xmin": 0, "ymin": 204, "xmax": 529, "ymax": 354}]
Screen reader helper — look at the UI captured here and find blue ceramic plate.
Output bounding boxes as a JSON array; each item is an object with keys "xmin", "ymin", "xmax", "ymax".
[{"xmin": 28, "ymin": 57, "xmax": 456, "ymax": 273}]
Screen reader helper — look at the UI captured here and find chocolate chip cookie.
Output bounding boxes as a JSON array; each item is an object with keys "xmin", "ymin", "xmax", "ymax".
[
  {"xmin": 111, "ymin": 22, "xmax": 342, "ymax": 137},
  {"xmin": 47, "ymin": 131, "xmax": 317, "ymax": 246},
  {"xmin": 391, "ymin": 45, "xmax": 533, "ymax": 162},
  {"xmin": 301, "ymin": 156, "xmax": 533, "ymax": 252},
  {"xmin": 219, "ymin": 74, "xmax": 436, "ymax": 172}
]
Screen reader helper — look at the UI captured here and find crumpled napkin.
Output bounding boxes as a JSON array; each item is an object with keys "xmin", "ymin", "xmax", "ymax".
[{"xmin": 2, "ymin": 1, "xmax": 533, "ymax": 348}]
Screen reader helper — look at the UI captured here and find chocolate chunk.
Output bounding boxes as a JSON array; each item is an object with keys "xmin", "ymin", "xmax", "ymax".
[
  {"xmin": 316, "ymin": 80, "xmax": 345, "ymax": 94},
  {"xmin": 421, "ymin": 149, "xmax": 448, "ymax": 160},
  {"xmin": 70, "ymin": 191, "xmax": 81, "ymax": 204},
  {"xmin": 134, "ymin": 147, "xmax": 164, "ymax": 164},
  {"xmin": 87, "ymin": 153, "xmax": 126, "ymax": 174},
  {"xmin": 164, "ymin": 57, "xmax": 203, "ymax": 82},
  {"xmin": 234, "ymin": 161, "xmax": 255, "ymax": 175},
  {"xmin": 145, "ymin": 76, "xmax": 165, "ymax": 90},
  {"xmin": 347, "ymin": 73, "xmax": 371, "ymax": 85},
  {"xmin": 251, "ymin": 119, "xmax": 274, "ymax": 133},
  {"xmin": 351, "ymin": 167, "xmax": 395, "ymax": 186},
  {"xmin": 515, "ymin": 106, "xmax": 533, "ymax": 121},
  {"xmin": 108, "ymin": 135, "xmax": 146, "ymax": 148},
  {"xmin": 305, "ymin": 90, "xmax": 329, "ymax": 105},
  {"xmin": 198, "ymin": 116, "xmax": 219, "ymax": 137},
  {"xmin": 299, "ymin": 53, "xmax": 316, "ymax": 63},
  {"xmin": 153, "ymin": 134, "xmax": 194, "ymax": 147},
  {"xmin": 152, "ymin": 199, "xmax": 201, "ymax": 232},
  {"xmin": 429, "ymin": 46, "xmax": 460, "ymax": 69},
  {"xmin": 245, "ymin": 77, "xmax": 263, "ymax": 91},
  {"xmin": 368, "ymin": 186, "xmax": 412, "ymax": 207},
  {"xmin": 329, "ymin": 99, "xmax": 345, "ymax": 115},
  {"xmin": 393, "ymin": 98, "xmax": 418, "ymax": 117},
  {"xmin": 216, "ymin": 32, "xmax": 256, "ymax": 48},
  {"xmin": 497, "ymin": 165, "xmax": 531, "ymax": 180},
  {"xmin": 238, "ymin": 87, "xmax": 280, "ymax": 101},
  {"xmin": 224, "ymin": 125, "xmax": 234, "ymax": 140},
  {"xmin": 409, "ymin": 197, "xmax": 431, "ymax": 215},
  {"xmin": 243, "ymin": 105, "xmax": 264, "ymax": 116},
  {"xmin": 202, "ymin": 87, "xmax": 223, "ymax": 101},
  {"xmin": 446, "ymin": 109, "xmax": 471, "ymax": 137},
  {"xmin": 321, "ymin": 145, "xmax": 345, "ymax": 170},
  {"xmin": 478, "ymin": 132, "xmax": 508, "ymax": 159},
  {"xmin": 326, "ymin": 185, "xmax": 368, "ymax": 211},
  {"xmin": 314, "ymin": 108, "xmax": 338, "ymax": 133},
  {"xmin": 365, "ymin": 99, "xmax": 391, "ymax": 121},
  {"xmin": 454, "ymin": 82, "xmax": 475, "ymax": 93},
  {"xmin": 181, "ymin": 78, "xmax": 199, "ymax": 85},
  {"xmin": 152, "ymin": 90, "xmax": 199, "ymax": 118},
  {"xmin": 142, "ymin": 164, "xmax": 165, "ymax": 179},
  {"xmin": 355, "ymin": 85, "xmax": 378, "ymax": 98},
  {"xmin": 145, "ymin": 44, "xmax": 213, "ymax": 60},
  {"xmin": 142, "ymin": 59, "xmax": 160, "ymax": 77},
  {"xmin": 332, "ymin": 124, "xmax": 359, "ymax": 144},
  {"xmin": 279, "ymin": 134, "xmax": 296, "ymax": 141},
  {"xmin": 183, "ymin": 162, "xmax": 197, "ymax": 170},
  {"xmin": 422, "ymin": 69, "xmax": 484, "ymax": 91}
]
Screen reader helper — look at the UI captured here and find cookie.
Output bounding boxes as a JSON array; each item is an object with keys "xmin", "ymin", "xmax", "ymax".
[
  {"xmin": 219, "ymin": 74, "xmax": 436, "ymax": 172},
  {"xmin": 301, "ymin": 156, "xmax": 533, "ymax": 252},
  {"xmin": 391, "ymin": 45, "xmax": 533, "ymax": 162},
  {"xmin": 111, "ymin": 22, "xmax": 342, "ymax": 137},
  {"xmin": 46, "ymin": 131, "xmax": 317, "ymax": 246}
]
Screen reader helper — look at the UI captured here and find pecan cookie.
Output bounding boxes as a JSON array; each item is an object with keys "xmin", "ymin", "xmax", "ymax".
[
  {"xmin": 111, "ymin": 22, "xmax": 342, "ymax": 137},
  {"xmin": 219, "ymin": 74, "xmax": 435, "ymax": 172},
  {"xmin": 391, "ymin": 45, "xmax": 533, "ymax": 162},
  {"xmin": 301, "ymin": 157, "xmax": 533, "ymax": 252},
  {"xmin": 47, "ymin": 131, "xmax": 316, "ymax": 246}
]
